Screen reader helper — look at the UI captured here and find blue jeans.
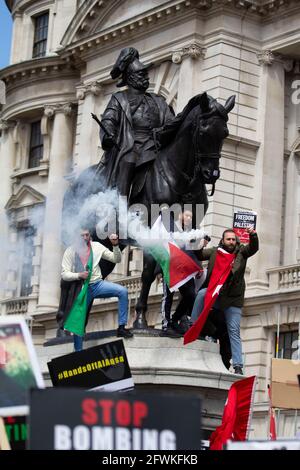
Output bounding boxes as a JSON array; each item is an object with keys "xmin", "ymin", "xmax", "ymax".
[
  {"xmin": 191, "ymin": 288, "xmax": 243, "ymax": 367},
  {"xmin": 73, "ymin": 280, "xmax": 128, "ymax": 352}
]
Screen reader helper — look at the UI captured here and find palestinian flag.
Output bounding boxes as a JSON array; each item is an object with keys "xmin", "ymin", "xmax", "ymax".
[
  {"xmin": 148, "ymin": 216, "xmax": 201, "ymax": 292},
  {"xmin": 63, "ymin": 249, "xmax": 93, "ymax": 337}
]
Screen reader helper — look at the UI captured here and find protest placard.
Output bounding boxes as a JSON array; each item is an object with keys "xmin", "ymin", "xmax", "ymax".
[
  {"xmin": 29, "ymin": 388, "xmax": 202, "ymax": 450},
  {"xmin": 47, "ymin": 339, "xmax": 134, "ymax": 392},
  {"xmin": 3, "ymin": 416, "xmax": 27, "ymax": 450},
  {"xmin": 233, "ymin": 211, "xmax": 257, "ymax": 244},
  {"xmin": 0, "ymin": 315, "xmax": 44, "ymax": 417}
]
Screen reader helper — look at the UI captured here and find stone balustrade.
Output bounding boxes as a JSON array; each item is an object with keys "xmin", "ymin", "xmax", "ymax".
[
  {"xmin": 267, "ymin": 264, "xmax": 300, "ymax": 292},
  {"xmin": 1, "ymin": 296, "xmax": 29, "ymax": 315}
]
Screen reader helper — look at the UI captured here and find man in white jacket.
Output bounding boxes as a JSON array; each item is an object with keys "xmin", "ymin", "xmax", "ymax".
[{"xmin": 61, "ymin": 227, "xmax": 133, "ymax": 351}]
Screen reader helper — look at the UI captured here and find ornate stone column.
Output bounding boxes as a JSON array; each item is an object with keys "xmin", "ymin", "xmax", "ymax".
[
  {"xmin": 248, "ymin": 51, "xmax": 285, "ymax": 292},
  {"xmin": 75, "ymin": 81, "xmax": 102, "ymax": 172},
  {"xmin": 0, "ymin": 120, "xmax": 16, "ymax": 299},
  {"xmin": 37, "ymin": 103, "xmax": 75, "ymax": 312},
  {"xmin": 172, "ymin": 42, "xmax": 206, "ymax": 112},
  {"xmin": 10, "ymin": 11, "xmax": 23, "ymax": 64}
]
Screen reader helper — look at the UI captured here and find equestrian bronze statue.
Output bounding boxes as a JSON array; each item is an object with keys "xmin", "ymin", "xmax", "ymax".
[{"xmin": 62, "ymin": 47, "xmax": 235, "ymax": 332}]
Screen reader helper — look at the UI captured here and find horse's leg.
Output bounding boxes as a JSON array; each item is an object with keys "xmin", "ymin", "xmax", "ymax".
[{"xmin": 134, "ymin": 252, "xmax": 157, "ymax": 329}]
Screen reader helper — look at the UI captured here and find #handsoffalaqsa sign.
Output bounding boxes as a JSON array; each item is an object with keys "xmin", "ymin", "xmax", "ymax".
[{"xmin": 47, "ymin": 339, "xmax": 134, "ymax": 392}]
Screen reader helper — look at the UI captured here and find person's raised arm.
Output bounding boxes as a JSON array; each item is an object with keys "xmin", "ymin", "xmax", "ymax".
[
  {"xmin": 242, "ymin": 226, "xmax": 259, "ymax": 258},
  {"xmin": 101, "ymin": 234, "xmax": 122, "ymax": 263}
]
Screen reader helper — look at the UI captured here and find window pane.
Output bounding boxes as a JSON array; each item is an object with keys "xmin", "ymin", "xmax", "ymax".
[
  {"xmin": 29, "ymin": 121, "xmax": 43, "ymax": 168},
  {"xmin": 20, "ymin": 228, "xmax": 35, "ymax": 297},
  {"xmin": 284, "ymin": 332, "xmax": 292, "ymax": 350},
  {"xmin": 275, "ymin": 330, "xmax": 299, "ymax": 360},
  {"xmin": 33, "ymin": 12, "xmax": 49, "ymax": 58}
]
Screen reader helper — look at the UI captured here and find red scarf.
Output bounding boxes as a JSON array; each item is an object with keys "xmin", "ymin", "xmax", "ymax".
[
  {"xmin": 78, "ymin": 242, "xmax": 91, "ymax": 269},
  {"xmin": 184, "ymin": 247, "xmax": 235, "ymax": 345}
]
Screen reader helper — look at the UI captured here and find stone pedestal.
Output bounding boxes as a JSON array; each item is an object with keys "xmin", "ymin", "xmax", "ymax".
[{"xmin": 38, "ymin": 334, "xmax": 238, "ymax": 433}]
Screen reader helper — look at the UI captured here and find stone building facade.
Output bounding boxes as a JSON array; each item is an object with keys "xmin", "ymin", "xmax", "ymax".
[{"xmin": 1, "ymin": 0, "xmax": 300, "ymax": 440}]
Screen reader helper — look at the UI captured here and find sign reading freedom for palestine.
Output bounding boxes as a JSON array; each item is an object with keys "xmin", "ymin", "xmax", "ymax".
[
  {"xmin": 29, "ymin": 389, "xmax": 202, "ymax": 450},
  {"xmin": 233, "ymin": 211, "xmax": 257, "ymax": 244},
  {"xmin": 47, "ymin": 339, "xmax": 133, "ymax": 392}
]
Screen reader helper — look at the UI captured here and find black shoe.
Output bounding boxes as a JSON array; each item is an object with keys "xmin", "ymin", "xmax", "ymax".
[
  {"xmin": 198, "ymin": 335, "xmax": 206, "ymax": 341},
  {"xmin": 56, "ymin": 327, "xmax": 71, "ymax": 338},
  {"xmin": 159, "ymin": 326, "xmax": 181, "ymax": 338},
  {"xmin": 117, "ymin": 325, "xmax": 133, "ymax": 338},
  {"xmin": 234, "ymin": 366, "xmax": 243, "ymax": 375},
  {"xmin": 170, "ymin": 320, "xmax": 185, "ymax": 336},
  {"xmin": 178, "ymin": 315, "xmax": 192, "ymax": 334}
]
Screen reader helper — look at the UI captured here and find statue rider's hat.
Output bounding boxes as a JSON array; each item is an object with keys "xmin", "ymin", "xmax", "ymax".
[{"xmin": 110, "ymin": 47, "xmax": 152, "ymax": 87}]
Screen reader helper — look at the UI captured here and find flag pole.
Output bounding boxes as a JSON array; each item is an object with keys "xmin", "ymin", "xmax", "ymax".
[
  {"xmin": 275, "ymin": 310, "xmax": 281, "ymax": 437},
  {"xmin": 275, "ymin": 310, "xmax": 280, "ymax": 359}
]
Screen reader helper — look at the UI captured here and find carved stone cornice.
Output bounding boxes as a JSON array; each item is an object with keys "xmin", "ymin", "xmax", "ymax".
[
  {"xmin": 76, "ymin": 81, "xmax": 102, "ymax": 101},
  {"xmin": 0, "ymin": 57, "xmax": 80, "ymax": 91},
  {"xmin": 172, "ymin": 43, "xmax": 206, "ymax": 64},
  {"xmin": 62, "ymin": 0, "xmax": 296, "ymax": 56}
]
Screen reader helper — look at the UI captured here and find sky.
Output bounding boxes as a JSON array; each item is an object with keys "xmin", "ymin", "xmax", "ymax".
[{"xmin": 0, "ymin": 1, "xmax": 12, "ymax": 69}]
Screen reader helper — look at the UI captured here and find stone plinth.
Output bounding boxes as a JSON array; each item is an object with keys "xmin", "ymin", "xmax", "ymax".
[{"xmin": 39, "ymin": 332, "xmax": 238, "ymax": 434}]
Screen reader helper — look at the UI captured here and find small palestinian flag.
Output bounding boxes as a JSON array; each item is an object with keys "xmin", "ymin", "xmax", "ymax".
[{"xmin": 148, "ymin": 216, "xmax": 201, "ymax": 292}]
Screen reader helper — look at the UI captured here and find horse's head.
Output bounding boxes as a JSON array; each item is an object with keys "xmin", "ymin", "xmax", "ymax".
[{"xmin": 193, "ymin": 92, "xmax": 235, "ymax": 186}]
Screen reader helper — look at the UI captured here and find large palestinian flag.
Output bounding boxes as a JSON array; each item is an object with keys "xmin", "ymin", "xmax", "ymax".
[
  {"xmin": 148, "ymin": 216, "xmax": 201, "ymax": 292},
  {"xmin": 63, "ymin": 249, "xmax": 93, "ymax": 337}
]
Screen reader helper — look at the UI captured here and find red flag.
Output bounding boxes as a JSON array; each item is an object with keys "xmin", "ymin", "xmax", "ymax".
[
  {"xmin": 268, "ymin": 385, "xmax": 277, "ymax": 440},
  {"xmin": 184, "ymin": 248, "xmax": 235, "ymax": 345},
  {"xmin": 210, "ymin": 376, "xmax": 257, "ymax": 450}
]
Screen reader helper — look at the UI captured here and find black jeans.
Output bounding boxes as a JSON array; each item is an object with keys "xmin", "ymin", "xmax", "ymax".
[{"xmin": 162, "ymin": 278, "xmax": 196, "ymax": 325}]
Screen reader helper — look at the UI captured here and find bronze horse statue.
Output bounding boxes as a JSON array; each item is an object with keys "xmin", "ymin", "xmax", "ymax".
[{"xmin": 62, "ymin": 92, "xmax": 235, "ymax": 330}]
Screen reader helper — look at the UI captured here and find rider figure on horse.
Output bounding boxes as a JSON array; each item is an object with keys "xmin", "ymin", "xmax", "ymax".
[{"xmin": 98, "ymin": 47, "xmax": 174, "ymax": 198}]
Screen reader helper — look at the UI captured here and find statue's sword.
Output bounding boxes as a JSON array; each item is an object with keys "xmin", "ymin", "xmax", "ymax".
[{"xmin": 91, "ymin": 113, "xmax": 120, "ymax": 151}]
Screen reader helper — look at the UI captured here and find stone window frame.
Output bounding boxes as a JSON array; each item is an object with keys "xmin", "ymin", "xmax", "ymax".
[
  {"xmin": 24, "ymin": 1, "xmax": 55, "ymax": 62},
  {"xmin": 10, "ymin": 111, "xmax": 50, "ymax": 183},
  {"xmin": 15, "ymin": 221, "xmax": 37, "ymax": 298},
  {"xmin": 4, "ymin": 186, "xmax": 45, "ymax": 300},
  {"xmin": 274, "ymin": 328, "xmax": 299, "ymax": 360}
]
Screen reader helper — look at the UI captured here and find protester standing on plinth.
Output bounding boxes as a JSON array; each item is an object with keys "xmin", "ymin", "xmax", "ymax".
[
  {"xmin": 185, "ymin": 227, "xmax": 258, "ymax": 375},
  {"xmin": 61, "ymin": 227, "xmax": 133, "ymax": 351}
]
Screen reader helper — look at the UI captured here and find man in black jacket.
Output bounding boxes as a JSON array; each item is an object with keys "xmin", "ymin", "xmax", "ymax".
[{"xmin": 192, "ymin": 226, "xmax": 259, "ymax": 375}]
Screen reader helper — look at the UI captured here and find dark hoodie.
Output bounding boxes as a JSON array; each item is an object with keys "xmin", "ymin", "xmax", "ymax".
[{"xmin": 196, "ymin": 232, "xmax": 259, "ymax": 310}]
